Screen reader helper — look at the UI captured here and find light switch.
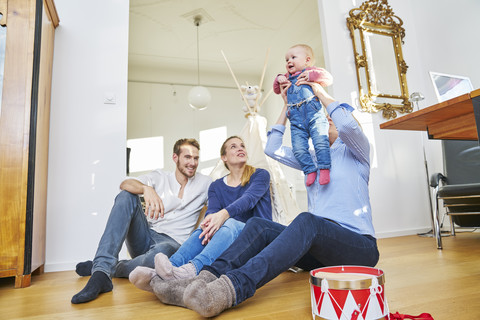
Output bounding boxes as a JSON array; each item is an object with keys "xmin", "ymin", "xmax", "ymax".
[{"xmin": 104, "ymin": 92, "xmax": 116, "ymax": 104}]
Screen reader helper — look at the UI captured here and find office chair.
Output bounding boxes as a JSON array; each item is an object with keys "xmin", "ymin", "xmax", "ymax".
[{"xmin": 430, "ymin": 140, "xmax": 480, "ymax": 249}]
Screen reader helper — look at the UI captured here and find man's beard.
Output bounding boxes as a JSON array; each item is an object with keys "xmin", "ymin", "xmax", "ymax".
[{"xmin": 177, "ymin": 162, "xmax": 196, "ymax": 178}]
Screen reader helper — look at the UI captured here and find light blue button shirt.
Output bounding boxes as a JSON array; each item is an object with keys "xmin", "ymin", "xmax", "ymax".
[{"xmin": 265, "ymin": 101, "xmax": 375, "ymax": 237}]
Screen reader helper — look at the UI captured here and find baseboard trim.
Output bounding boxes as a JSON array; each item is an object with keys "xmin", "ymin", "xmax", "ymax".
[
  {"xmin": 44, "ymin": 262, "xmax": 76, "ymax": 273},
  {"xmin": 376, "ymin": 227, "xmax": 431, "ymax": 239}
]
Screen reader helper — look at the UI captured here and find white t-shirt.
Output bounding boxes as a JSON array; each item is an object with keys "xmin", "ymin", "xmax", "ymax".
[{"xmin": 134, "ymin": 169, "xmax": 212, "ymax": 244}]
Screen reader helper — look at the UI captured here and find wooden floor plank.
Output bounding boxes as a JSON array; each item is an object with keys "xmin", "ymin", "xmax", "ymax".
[{"xmin": 1, "ymin": 233, "xmax": 479, "ymax": 319}]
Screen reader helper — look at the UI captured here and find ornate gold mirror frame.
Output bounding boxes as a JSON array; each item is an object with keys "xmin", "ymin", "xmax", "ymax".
[
  {"xmin": 0, "ymin": 0, "xmax": 6, "ymax": 26},
  {"xmin": 347, "ymin": 0, "xmax": 411, "ymax": 119}
]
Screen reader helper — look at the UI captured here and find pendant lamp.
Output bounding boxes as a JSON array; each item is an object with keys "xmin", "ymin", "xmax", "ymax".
[{"xmin": 188, "ymin": 15, "xmax": 211, "ymax": 110}]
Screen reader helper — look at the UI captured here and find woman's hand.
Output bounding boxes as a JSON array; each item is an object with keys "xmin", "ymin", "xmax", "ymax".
[
  {"xmin": 277, "ymin": 74, "xmax": 288, "ymax": 84},
  {"xmin": 279, "ymin": 81, "xmax": 291, "ymax": 105},
  {"xmin": 143, "ymin": 185, "xmax": 165, "ymax": 219},
  {"xmin": 199, "ymin": 210, "xmax": 230, "ymax": 245}
]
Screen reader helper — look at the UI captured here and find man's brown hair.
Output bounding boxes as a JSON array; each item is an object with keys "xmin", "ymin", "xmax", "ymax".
[{"xmin": 173, "ymin": 138, "xmax": 200, "ymax": 156}]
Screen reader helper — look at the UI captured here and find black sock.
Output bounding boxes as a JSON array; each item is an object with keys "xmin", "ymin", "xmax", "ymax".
[
  {"xmin": 113, "ymin": 260, "xmax": 129, "ymax": 278},
  {"xmin": 71, "ymin": 271, "xmax": 113, "ymax": 304},
  {"xmin": 75, "ymin": 260, "xmax": 93, "ymax": 276}
]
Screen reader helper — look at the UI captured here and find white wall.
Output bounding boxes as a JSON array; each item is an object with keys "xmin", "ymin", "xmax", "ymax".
[
  {"xmin": 317, "ymin": 0, "xmax": 480, "ymax": 237},
  {"xmin": 45, "ymin": 0, "xmax": 129, "ymax": 272},
  {"xmin": 44, "ymin": 0, "xmax": 480, "ymax": 272},
  {"xmin": 393, "ymin": 0, "xmax": 480, "ymax": 231},
  {"xmin": 404, "ymin": 0, "xmax": 480, "ymax": 95},
  {"xmin": 126, "ymin": 80, "xmax": 246, "ymax": 175}
]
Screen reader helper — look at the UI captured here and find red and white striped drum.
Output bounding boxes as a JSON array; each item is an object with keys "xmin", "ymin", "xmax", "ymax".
[{"xmin": 310, "ymin": 266, "xmax": 389, "ymax": 320}]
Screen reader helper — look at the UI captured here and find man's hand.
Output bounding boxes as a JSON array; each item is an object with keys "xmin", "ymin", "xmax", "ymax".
[
  {"xmin": 119, "ymin": 179, "xmax": 166, "ymax": 220},
  {"xmin": 295, "ymin": 71, "xmax": 309, "ymax": 85},
  {"xmin": 295, "ymin": 80, "xmax": 335, "ymax": 107},
  {"xmin": 199, "ymin": 210, "xmax": 230, "ymax": 245},
  {"xmin": 143, "ymin": 185, "xmax": 165, "ymax": 219}
]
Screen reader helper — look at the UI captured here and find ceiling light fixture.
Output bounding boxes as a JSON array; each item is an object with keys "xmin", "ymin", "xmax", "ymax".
[{"xmin": 188, "ymin": 15, "xmax": 211, "ymax": 111}]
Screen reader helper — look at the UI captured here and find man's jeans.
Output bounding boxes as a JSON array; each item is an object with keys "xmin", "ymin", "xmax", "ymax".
[
  {"xmin": 169, "ymin": 218, "xmax": 245, "ymax": 273},
  {"xmin": 203, "ymin": 213, "xmax": 379, "ymax": 305},
  {"xmin": 92, "ymin": 191, "xmax": 180, "ymax": 278}
]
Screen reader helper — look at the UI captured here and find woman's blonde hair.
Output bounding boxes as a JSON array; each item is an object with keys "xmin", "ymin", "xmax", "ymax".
[{"xmin": 220, "ymin": 136, "xmax": 256, "ymax": 187}]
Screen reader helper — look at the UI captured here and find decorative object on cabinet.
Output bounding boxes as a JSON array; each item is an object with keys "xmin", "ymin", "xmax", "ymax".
[{"xmin": 429, "ymin": 72, "xmax": 473, "ymax": 103}]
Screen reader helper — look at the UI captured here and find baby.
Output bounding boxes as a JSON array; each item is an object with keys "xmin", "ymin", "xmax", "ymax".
[{"xmin": 273, "ymin": 44, "xmax": 333, "ymax": 186}]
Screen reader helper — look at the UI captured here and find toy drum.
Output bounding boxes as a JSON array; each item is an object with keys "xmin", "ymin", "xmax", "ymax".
[{"xmin": 310, "ymin": 266, "xmax": 389, "ymax": 320}]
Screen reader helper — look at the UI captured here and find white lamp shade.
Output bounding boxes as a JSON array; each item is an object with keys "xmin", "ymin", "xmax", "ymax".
[{"xmin": 188, "ymin": 86, "xmax": 211, "ymax": 110}]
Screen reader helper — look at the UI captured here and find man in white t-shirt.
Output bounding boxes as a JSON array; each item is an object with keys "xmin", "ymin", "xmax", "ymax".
[{"xmin": 72, "ymin": 138, "xmax": 212, "ymax": 304}]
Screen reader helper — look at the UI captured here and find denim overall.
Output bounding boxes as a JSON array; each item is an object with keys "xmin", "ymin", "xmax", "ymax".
[{"xmin": 286, "ymin": 71, "xmax": 331, "ymax": 175}]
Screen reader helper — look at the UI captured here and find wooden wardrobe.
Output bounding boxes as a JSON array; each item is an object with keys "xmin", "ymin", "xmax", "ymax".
[{"xmin": 0, "ymin": 0, "xmax": 59, "ymax": 288}]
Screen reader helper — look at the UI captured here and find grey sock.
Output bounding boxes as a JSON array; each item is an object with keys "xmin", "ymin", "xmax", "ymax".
[
  {"xmin": 151, "ymin": 270, "xmax": 217, "ymax": 307},
  {"xmin": 197, "ymin": 270, "xmax": 218, "ymax": 282},
  {"xmin": 183, "ymin": 275, "xmax": 236, "ymax": 317},
  {"xmin": 172, "ymin": 262, "xmax": 197, "ymax": 280},
  {"xmin": 154, "ymin": 253, "xmax": 174, "ymax": 280},
  {"xmin": 129, "ymin": 266, "xmax": 157, "ymax": 292}
]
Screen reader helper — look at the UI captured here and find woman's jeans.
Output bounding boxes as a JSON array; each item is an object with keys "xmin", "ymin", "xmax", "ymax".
[
  {"xmin": 286, "ymin": 75, "xmax": 331, "ymax": 174},
  {"xmin": 203, "ymin": 213, "xmax": 379, "ymax": 305},
  {"xmin": 169, "ymin": 218, "xmax": 245, "ymax": 273},
  {"xmin": 92, "ymin": 191, "xmax": 180, "ymax": 278}
]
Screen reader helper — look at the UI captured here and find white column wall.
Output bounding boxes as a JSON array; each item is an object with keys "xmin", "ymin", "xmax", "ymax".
[{"xmin": 45, "ymin": 0, "xmax": 129, "ymax": 272}]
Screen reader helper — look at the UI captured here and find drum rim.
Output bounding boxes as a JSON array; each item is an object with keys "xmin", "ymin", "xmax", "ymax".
[
  {"xmin": 309, "ymin": 265, "xmax": 385, "ymax": 290},
  {"xmin": 313, "ymin": 316, "xmax": 388, "ymax": 320}
]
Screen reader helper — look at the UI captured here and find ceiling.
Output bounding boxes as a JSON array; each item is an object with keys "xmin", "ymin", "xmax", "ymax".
[{"xmin": 128, "ymin": 0, "xmax": 325, "ymax": 86}]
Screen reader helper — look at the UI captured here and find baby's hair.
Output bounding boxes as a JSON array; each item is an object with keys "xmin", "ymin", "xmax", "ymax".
[{"xmin": 290, "ymin": 44, "xmax": 315, "ymax": 66}]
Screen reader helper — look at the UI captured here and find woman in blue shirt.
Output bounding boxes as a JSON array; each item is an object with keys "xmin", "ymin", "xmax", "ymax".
[
  {"xmin": 129, "ymin": 136, "xmax": 271, "ymax": 290},
  {"xmin": 148, "ymin": 82, "xmax": 380, "ymax": 317}
]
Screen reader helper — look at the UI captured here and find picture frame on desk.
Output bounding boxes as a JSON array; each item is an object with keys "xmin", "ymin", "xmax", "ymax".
[{"xmin": 430, "ymin": 71, "xmax": 474, "ymax": 103}]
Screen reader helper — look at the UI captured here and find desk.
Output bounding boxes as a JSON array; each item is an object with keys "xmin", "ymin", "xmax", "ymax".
[
  {"xmin": 380, "ymin": 89, "xmax": 480, "ymax": 250},
  {"xmin": 380, "ymin": 88, "xmax": 480, "ymax": 141}
]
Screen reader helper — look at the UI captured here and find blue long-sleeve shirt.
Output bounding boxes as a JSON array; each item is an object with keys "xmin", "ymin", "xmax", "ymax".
[
  {"xmin": 205, "ymin": 168, "xmax": 272, "ymax": 223},
  {"xmin": 265, "ymin": 101, "xmax": 375, "ymax": 237}
]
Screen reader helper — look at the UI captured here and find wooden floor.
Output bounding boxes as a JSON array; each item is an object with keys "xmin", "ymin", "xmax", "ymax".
[{"xmin": 2, "ymin": 233, "xmax": 480, "ymax": 319}]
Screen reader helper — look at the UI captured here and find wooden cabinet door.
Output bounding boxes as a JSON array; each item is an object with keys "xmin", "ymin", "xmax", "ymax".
[{"xmin": 0, "ymin": 0, "xmax": 58, "ymax": 288}]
